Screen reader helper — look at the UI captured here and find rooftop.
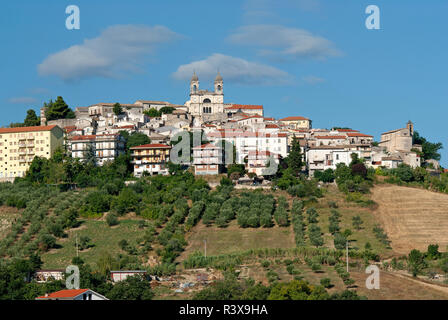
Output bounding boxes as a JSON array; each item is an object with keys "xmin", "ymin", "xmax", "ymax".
[
  {"xmin": 278, "ymin": 116, "xmax": 309, "ymax": 121},
  {"xmin": 130, "ymin": 143, "xmax": 171, "ymax": 149},
  {"xmin": 0, "ymin": 125, "xmax": 59, "ymax": 134},
  {"xmin": 36, "ymin": 289, "xmax": 89, "ymax": 300}
]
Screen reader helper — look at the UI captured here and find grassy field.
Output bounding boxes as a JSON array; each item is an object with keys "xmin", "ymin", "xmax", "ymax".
[
  {"xmin": 315, "ymin": 185, "xmax": 393, "ymax": 256},
  {"xmin": 41, "ymin": 218, "xmax": 146, "ymax": 268},
  {"xmin": 371, "ymin": 184, "xmax": 448, "ymax": 255},
  {"xmin": 180, "ymin": 220, "xmax": 296, "ymax": 259}
]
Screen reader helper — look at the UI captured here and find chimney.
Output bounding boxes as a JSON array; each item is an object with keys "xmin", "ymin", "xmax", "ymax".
[{"xmin": 45, "ymin": 293, "xmax": 48, "ymax": 297}]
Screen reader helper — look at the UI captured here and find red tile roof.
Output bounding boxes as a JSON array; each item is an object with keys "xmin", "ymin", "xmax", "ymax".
[
  {"xmin": 335, "ymin": 129, "xmax": 359, "ymax": 132},
  {"xmin": 0, "ymin": 125, "xmax": 59, "ymax": 134},
  {"xmin": 130, "ymin": 143, "xmax": 171, "ymax": 149},
  {"xmin": 36, "ymin": 289, "xmax": 89, "ymax": 300},
  {"xmin": 225, "ymin": 104, "xmax": 263, "ymax": 110},
  {"xmin": 279, "ymin": 116, "xmax": 309, "ymax": 121},
  {"xmin": 69, "ymin": 134, "xmax": 119, "ymax": 141},
  {"xmin": 208, "ymin": 131, "xmax": 287, "ymax": 138},
  {"xmin": 315, "ymin": 135, "xmax": 347, "ymax": 139},
  {"xmin": 346, "ymin": 132, "xmax": 373, "ymax": 137},
  {"xmin": 193, "ymin": 143, "xmax": 220, "ymax": 149},
  {"xmin": 266, "ymin": 124, "xmax": 279, "ymax": 128}
]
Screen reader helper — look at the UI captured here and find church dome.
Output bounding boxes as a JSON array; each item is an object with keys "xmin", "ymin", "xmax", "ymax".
[
  {"xmin": 191, "ymin": 72, "xmax": 198, "ymax": 82},
  {"xmin": 214, "ymin": 72, "xmax": 223, "ymax": 82}
]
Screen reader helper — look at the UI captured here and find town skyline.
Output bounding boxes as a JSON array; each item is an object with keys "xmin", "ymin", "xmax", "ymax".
[{"xmin": 1, "ymin": 0, "xmax": 446, "ymax": 164}]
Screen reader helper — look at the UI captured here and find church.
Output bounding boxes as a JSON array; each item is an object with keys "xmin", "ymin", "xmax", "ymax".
[{"xmin": 185, "ymin": 72, "xmax": 225, "ymax": 118}]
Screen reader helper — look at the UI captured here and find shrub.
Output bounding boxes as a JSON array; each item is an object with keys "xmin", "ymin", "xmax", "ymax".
[
  {"xmin": 320, "ymin": 278, "xmax": 332, "ymax": 288},
  {"xmin": 106, "ymin": 213, "xmax": 119, "ymax": 226}
]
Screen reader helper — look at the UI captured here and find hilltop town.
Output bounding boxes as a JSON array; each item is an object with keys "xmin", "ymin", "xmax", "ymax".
[{"xmin": 0, "ymin": 73, "xmax": 429, "ymax": 181}]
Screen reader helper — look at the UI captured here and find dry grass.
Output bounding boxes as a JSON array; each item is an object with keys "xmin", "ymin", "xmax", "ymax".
[
  {"xmin": 371, "ymin": 185, "xmax": 448, "ymax": 255},
  {"xmin": 179, "ymin": 220, "xmax": 296, "ymax": 259}
]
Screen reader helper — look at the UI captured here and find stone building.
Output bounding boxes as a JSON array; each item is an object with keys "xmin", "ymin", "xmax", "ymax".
[{"xmin": 185, "ymin": 72, "xmax": 225, "ymax": 119}]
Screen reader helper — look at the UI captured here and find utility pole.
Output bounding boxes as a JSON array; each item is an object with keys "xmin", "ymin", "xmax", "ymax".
[
  {"xmin": 204, "ymin": 240, "xmax": 207, "ymax": 258},
  {"xmin": 346, "ymin": 241, "xmax": 349, "ymax": 272},
  {"xmin": 76, "ymin": 233, "xmax": 79, "ymax": 257}
]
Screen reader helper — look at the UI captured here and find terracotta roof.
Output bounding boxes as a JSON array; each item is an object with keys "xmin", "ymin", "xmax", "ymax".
[
  {"xmin": 335, "ymin": 129, "xmax": 359, "ymax": 132},
  {"xmin": 266, "ymin": 124, "xmax": 279, "ymax": 128},
  {"xmin": 135, "ymin": 100, "xmax": 171, "ymax": 105},
  {"xmin": 115, "ymin": 125, "xmax": 135, "ymax": 129},
  {"xmin": 315, "ymin": 135, "xmax": 347, "ymax": 139},
  {"xmin": 278, "ymin": 116, "xmax": 309, "ymax": 121},
  {"xmin": 130, "ymin": 143, "xmax": 171, "ymax": 149},
  {"xmin": 0, "ymin": 125, "xmax": 59, "ymax": 134},
  {"xmin": 346, "ymin": 132, "xmax": 373, "ymax": 137},
  {"xmin": 225, "ymin": 104, "xmax": 263, "ymax": 110},
  {"xmin": 193, "ymin": 143, "xmax": 220, "ymax": 149},
  {"xmin": 208, "ymin": 131, "xmax": 287, "ymax": 138},
  {"xmin": 264, "ymin": 117, "xmax": 275, "ymax": 121},
  {"xmin": 90, "ymin": 103, "xmax": 140, "ymax": 108},
  {"xmin": 36, "ymin": 289, "xmax": 89, "ymax": 300},
  {"xmin": 69, "ymin": 134, "xmax": 119, "ymax": 141}
]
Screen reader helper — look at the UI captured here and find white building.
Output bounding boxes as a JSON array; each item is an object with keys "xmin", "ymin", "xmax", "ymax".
[
  {"xmin": 207, "ymin": 130, "xmax": 288, "ymax": 164},
  {"xmin": 130, "ymin": 143, "xmax": 171, "ymax": 176},
  {"xmin": 67, "ymin": 134, "xmax": 126, "ymax": 166},
  {"xmin": 246, "ymin": 150, "xmax": 280, "ymax": 176},
  {"xmin": 192, "ymin": 143, "xmax": 223, "ymax": 175},
  {"xmin": 185, "ymin": 72, "xmax": 224, "ymax": 117},
  {"xmin": 36, "ymin": 289, "xmax": 108, "ymax": 300},
  {"xmin": 110, "ymin": 270, "xmax": 147, "ymax": 283},
  {"xmin": 307, "ymin": 145, "xmax": 362, "ymax": 176}
]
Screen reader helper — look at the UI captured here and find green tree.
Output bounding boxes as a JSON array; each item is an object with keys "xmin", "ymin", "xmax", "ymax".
[
  {"xmin": 285, "ymin": 136, "xmax": 303, "ymax": 176},
  {"xmin": 45, "ymin": 96, "xmax": 75, "ymax": 121},
  {"xmin": 24, "ymin": 109, "xmax": 40, "ymax": 126},
  {"xmin": 159, "ymin": 106, "xmax": 175, "ymax": 114},
  {"xmin": 125, "ymin": 132, "xmax": 151, "ymax": 151},
  {"xmin": 413, "ymin": 131, "xmax": 443, "ymax": 161},
  {"xmin": 144, "ymin": 108, "xmax": 161, "ymax": 117},
  {"xmin": 268, "ymin": 280, "xmax": 329, "ymax": 300},
  {"xmin": 407, "ymin": 249, "xmax": 427, "ymax": 277},
  {"xmin": 352, "ymin": 215, "xmax": 363, "ymax": 230},
  {"xmin": 107, "ymin": 275, "xmax": 153, "ymax": 300},
  {"xmin": 113, "ymin": 103, "xmax": 123, "ymax": 116}
]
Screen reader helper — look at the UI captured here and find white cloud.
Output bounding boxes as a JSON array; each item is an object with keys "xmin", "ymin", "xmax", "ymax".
[
  {"xmin": 8, "ymin": 97, "xmax": 37, "ymax": 104},
  {"xmin": 172, "ymin": 53, "xmax": 292, "ymax": 85},
  {"xmin": 38, "ymin": 25, "xmax": 181, "ymax": 81},
  {"xmin": 228, "ymin": 25, "xmax": 341, "ymax": 61},
  {"xmin": 302, "ymin": 75, "xmax": 325, "ymax": 84}
]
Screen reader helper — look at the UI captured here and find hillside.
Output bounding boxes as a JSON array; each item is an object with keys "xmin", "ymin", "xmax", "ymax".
[
  {"xmin": 4, "ymin": 176, "xmax": 448, "ymax": 300},
  {"xmin": 371, "ymin": 185, "xmax": 448, "ymax": 255}
]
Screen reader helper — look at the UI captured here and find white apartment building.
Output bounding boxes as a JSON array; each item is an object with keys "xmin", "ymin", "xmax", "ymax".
[
  {"xmin": 130, "ymin": 143, "xmax": 171, "ymax": 176},
  {"xmin": 192, "ymin": 143, "xmax": 223, "ymax": 175},
  {"xmin": 67, "ymin": 134, "xmax": 125, "ymax": 166},
  {"xmin": 207, "ymin": 130, "xmax": 288, "ymax": 164},
  {"xmin": 307, "ymin": 145, "xmax": 362, "ymax": 176}
]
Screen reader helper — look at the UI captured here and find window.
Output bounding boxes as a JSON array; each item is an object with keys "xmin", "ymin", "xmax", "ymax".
[{"xmin": 203, "ymin": 98, "xmax": 211, "ymax": 103}]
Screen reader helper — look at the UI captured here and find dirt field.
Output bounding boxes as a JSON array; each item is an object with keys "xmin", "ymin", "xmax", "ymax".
[{"xmin": 371, "ymin": 185, "xmax": 448, "ymax": 255}]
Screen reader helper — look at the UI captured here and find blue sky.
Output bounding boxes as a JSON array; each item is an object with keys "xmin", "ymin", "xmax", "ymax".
[{"xmin": 1, "ymin": 0, "xmax": 447, "ymax": 165}]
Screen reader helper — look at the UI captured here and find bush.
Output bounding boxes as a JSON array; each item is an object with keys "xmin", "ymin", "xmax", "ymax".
[
  {"xmin": 106, "ymin": 213, "xmax": 119, "ymax": 226},
  {"xmin": 320, "ymin": 278, "xmax": 332, "ymax": 288}
]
